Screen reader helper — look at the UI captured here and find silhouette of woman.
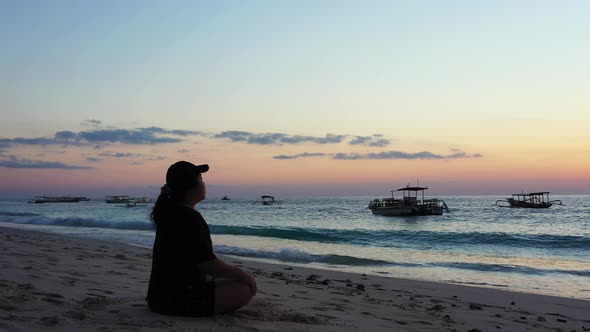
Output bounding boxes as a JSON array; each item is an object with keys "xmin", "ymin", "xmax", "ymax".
[{"xmin": 147, "ymin": 161, "xmax": 256, "ymax": 316}]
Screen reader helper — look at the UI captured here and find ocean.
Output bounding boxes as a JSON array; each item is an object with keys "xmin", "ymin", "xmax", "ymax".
[{"xmin": 1, "ymin": 195, "xmax": 589, "ymax": 300}]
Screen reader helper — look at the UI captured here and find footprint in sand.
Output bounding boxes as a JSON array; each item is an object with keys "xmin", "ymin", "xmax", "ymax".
[
  {"xmin": 59, "ymin": 276, "xmax": 77, "ymax": 286},
  {"xmin": 63, "ymin": 311, "xmax": 86, "ymax": 320},
  {"xmin": 88, "ymin": 288, "xmax": 114, "ymax": 295},
  {"xmin": 17, "ymin": 283, "xmax": 34, "ymax": 290},
  {"xmin": 33, "ymin": 292, "xmax": 64, "ymax": 298},
  {"xmin": 42, "ymin": 297, "xmax": 64, "ymax": 305},
  {"xmin": 39, "ymin": 316, "xmax": 60, "ymax": 326}
]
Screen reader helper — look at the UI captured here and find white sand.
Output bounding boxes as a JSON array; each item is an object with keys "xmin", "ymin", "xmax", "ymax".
[{"xmin": 1, "ymin": 226, "xmax": 589, "ymax": 331}]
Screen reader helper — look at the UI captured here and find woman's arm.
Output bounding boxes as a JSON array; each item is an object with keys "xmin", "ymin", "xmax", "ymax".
[{"xmin": 197, "ymin": 258, "xmax": 257, "ymax": 295}]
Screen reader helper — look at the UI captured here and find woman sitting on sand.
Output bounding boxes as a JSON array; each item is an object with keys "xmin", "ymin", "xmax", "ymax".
[{"xmin": 147, "ymin": 161, "xmax": 256, "ymax": 316}]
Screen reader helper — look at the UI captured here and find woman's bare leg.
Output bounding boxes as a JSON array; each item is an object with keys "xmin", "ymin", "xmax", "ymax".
[{"xmin": 214, "ymin": 279, "xmax": 253, "ymax": 314}]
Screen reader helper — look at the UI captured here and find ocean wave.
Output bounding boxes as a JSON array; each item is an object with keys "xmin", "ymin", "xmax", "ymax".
[
  {"xmin": 215, "ymin": 245, "xmax": 590, "ymax": 277},
  {"xmin": 4, "ymin": 215, "xmax": 589, "ymax": 251},
  {"xmin": 2, "ymin": 216, "xmax": 153, "ymax": 230},
  {"xmin": 0, "ymin": 211, "xmax": 41, "ymax": 217},
  {"xmin": 209, "ymin": 225, "xmax": 590, "ymax": 250},
  {"xmin": 214, "ymin": 245, "xmax": 412, "ymax": 266}
]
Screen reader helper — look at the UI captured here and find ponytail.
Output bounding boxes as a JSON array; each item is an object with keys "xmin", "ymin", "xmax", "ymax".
[{"xmin": 150, "ymin": 184, "xmax": 188, "ymax": 226}]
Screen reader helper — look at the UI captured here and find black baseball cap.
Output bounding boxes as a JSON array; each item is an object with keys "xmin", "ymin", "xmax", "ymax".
[{"xmin": 166, "ymin": 161, "xmax": 209, "ymax": 191}]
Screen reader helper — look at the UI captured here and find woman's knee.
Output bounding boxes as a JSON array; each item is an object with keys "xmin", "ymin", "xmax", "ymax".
[{"xmin": 214, "ymin": 280, "xmax": 253, "ymax": 314}]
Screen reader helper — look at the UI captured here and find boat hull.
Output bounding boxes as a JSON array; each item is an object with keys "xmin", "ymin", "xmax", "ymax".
[
  {"xmin": 30, "ymin": 196, "xmax": 89, "ymax": 203},
  {"xmin": 370, "ymin": 206, "xmax": 444, "ymax": 216},
  {"xmin": 508, "ymin": 202, "xmax": 552, "ymax": 208}
]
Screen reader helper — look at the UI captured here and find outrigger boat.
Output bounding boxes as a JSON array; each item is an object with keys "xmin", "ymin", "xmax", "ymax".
[
  {"xmin": 495, "ymin": 192, "xmax": 562, "ymax": 208},
  {"xmin": 105, "ymin": 195, "xmax": 131, "ymax": 203},
  {"xmin": 368, "ymin": 186, "xmax": 449, "ymax": 216},
  {"xmin": 29, "ymin": 196, "xmax": 90, "ymax": 203},
  {"xmin": 107, "ymin": 195, "xmax": 151, "ymax": 205}
]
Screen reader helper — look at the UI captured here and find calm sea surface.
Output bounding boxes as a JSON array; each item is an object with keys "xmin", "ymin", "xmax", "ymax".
[{"xmin": 1, "ymin": 195, "xmax": 589, "ymax": 299}]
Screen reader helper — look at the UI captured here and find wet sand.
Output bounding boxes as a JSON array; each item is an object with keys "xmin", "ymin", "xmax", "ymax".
[{"xmin": 1, "ymin": 226, "xmax": 589, "ymax": 331}]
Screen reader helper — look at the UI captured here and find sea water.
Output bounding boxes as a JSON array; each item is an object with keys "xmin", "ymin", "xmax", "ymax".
[{"xmin": 1, "ymin": 195, "xmax": 589, "ymax": 300}]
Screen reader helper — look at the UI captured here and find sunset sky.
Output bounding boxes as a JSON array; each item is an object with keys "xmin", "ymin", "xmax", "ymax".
[{"xmin": 1, "ymin": 1, "xmax": 589, "ymax": 198}]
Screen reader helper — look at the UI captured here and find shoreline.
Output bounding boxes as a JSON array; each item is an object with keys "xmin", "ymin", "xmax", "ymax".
[{"xmin": 1, "ymin": 226, "xmax": 589, "ymax": 331}]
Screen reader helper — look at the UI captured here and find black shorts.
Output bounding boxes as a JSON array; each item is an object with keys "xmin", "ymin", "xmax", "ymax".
[{"xmin": 148, "ymin": 281, "xmax": 216, "ymax": 317}]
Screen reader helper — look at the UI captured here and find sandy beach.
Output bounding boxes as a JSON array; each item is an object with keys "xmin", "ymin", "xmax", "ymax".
[{"xmin": 1, "ymin": 226, "xmax": 589, "ymax": 332}]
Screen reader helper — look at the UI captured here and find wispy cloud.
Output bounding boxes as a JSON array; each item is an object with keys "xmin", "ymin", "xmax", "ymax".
[
  {"xmin": 0, "ymin": 127, "xmax": 204, "ymax": 148},
  {"xmin": 214, "ymin": 131, "xmax": 391, "ymax": 146},
  {"xmin": 332, "ymin": 150, "xmax": 483, "ymax": 160},
  {"xmin": 273, "ymin": 152, "xmax": 328, "ymax": 160},
  {"xmin": 3, "ymin": 127, "xmax": 394, "ymax": 151},
  {"xmin": 214, "ymin": 131, "xmax": 347, "ymax": 145},
  {"xmin": 96, "ymin": 151, "xmax": 166, "ymax": 161},
  {"xmin": 98, "ymin": 152, "xmax": 146, "ymax": 158},
  {"xmin": 273, "ymin": 150, "xmax": 483, "ymax": 160},
  {"xmin": 81, "ymin": 119, "xmax": 102, "ymax": 127},
  {"xmin": 178, "ymin": 149, "xmax": 191, "ymax": 153},
  {"xmin": 349, "ymin": 134, "xmax": 391, "ymax": 147},
  {"xmin": 0, "ymin": 156, "xmax": 93, "ymax": 169}
]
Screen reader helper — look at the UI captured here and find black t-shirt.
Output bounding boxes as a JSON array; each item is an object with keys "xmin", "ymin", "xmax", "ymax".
[{"xmin": 147, "ymin": 205, "xmax": 216, "ymax": 304}]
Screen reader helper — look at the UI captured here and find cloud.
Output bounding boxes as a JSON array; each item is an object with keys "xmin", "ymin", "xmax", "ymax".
[
  {"xmin": 214, "ymin": 131, "xmax": 347, "ymax": 145},
  {"xmin": 273, "ymin": 150, "xmax": 483, "ymax": 160},
  {"xmin": 214, "ymin": 131, "xmax": 393, "ymax": 147},
  {"xmin": 81, "ymin": 119, "xmax": 102, "ymax": 127},
  {"xmin": 0, "ymin": 155, "xmax": 93, "ymax": 169},
  {"xmin": 3, "ymin": 127, "xmax": 393, "ymax": 151},
  {"xmin": 178, "ymin": 149, "xmax": 190, "ymax": 153},
  {"xmin": 1, "ymin": 126, "xmax": 204, "ymax": 147},
  {"xmin": 332, "ymin": 150, "xmax": 483, "ymax": 160},
  {"xmin": 138, "ymin": 127, "xmax": 202, "ymax": 137},
  {"xmin": 98, "ymin": 152, "xmax": 146, "ymax": 158},
  {"xmin": 273, "ymin": 152, "xmax": 327, "ymax": 159},
  {"xmin": 86, "ymin": 157, "xmax": 101, "ymax": 162},
  {"xmin": 349, "ymin": 134, "xmax": 391, "ymax": 147},
  {"xmin": 95, "ymin": 151, "xmax": 166, "ymax": 161}
]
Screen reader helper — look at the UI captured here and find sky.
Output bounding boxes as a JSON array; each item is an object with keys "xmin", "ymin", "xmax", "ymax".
[{"xmin": 1, "ymin": 0, "xmax": 589, "ymax": 198}]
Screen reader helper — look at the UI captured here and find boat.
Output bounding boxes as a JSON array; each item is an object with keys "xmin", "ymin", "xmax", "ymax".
[
  {"xmin": 105, "ymin": 195, "xmax": 131, "ymax": 203},
  {"xmin": 221, "ymin": 195, "xmax": 230, "ymax": 201},
  {"xmin": 125, "ymin": 200, "xmax": 137, "ymax": 207},
  {"xmin": 261, "ymin": 195, "xmax": 275, "ymax": 205},
  {"xmin": 495, "ymin": 192, "xmax": 562, "ymax": 208},
  {"xmin": 29, "ymin": 196, "xmax": 90, "ymax": 203},
  {"xmin": 368, "ymin": 186, "xmax": 449, "ymax": 216},
  {"xmin": 130, "ymin": 196, "xmax": 151, "ymax": 204}
]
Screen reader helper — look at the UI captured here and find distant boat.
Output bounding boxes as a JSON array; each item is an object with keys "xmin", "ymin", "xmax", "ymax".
[
  {"xmin": 105, "ymin": 195, "xmax": 131, "ymax": 203},
  {"xmin": 125, "ymin": 200, "xmax": 137, "ymax": 208},
  {"xmin": 261, "ymin": 195, "xmax": 276, "ymax": 205},
  {"xmin": 29, "ymin": 196, "xmax": 90, "ymax": 203},
  {"xmin": 131, "ymin": 196, "xmax": 151, "ymax": 204},
  {"xmin": 495, "ymin": 192, "xmax": 562, "ymax": 208},
  {"xmin": 221, "ymin": 195, "xmax": 230, "ymax": 201},
  {"xmin": 368, "ymin": 185, "xmax": 448, "ymax": 216}
]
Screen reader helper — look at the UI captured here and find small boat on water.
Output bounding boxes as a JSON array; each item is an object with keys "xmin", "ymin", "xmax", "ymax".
[
  {"xmin": 260, "ymin": 195, "xmax": 276, "ymax": 205},
  {"xmin": 125, "ymin": 200, "xmax": 137, "ymax": 208},
  {"xmin": 107, "ymin": 195, "xmax": 151, "ymax": 205},
  {"xmin": 495, "ymin": 192, "xmax": 562, "ymax": 208},
  {"xmin": 131, "ymin": 196, "xmax": 151, "ymax": 204},
  {"xmin": 29, "ymin": 196, "xmax": 90, "ymax": 203},
  {"xmin": 105, "ymin": 195, "xmax": 131, "ymax": 203},
  {"xmin": 368, "ymin": 186, "xmax": 448, "ymax": 216},
  {"xmin": 221, "ymin": 195, "xmax": 230, "ymax": 201}
]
